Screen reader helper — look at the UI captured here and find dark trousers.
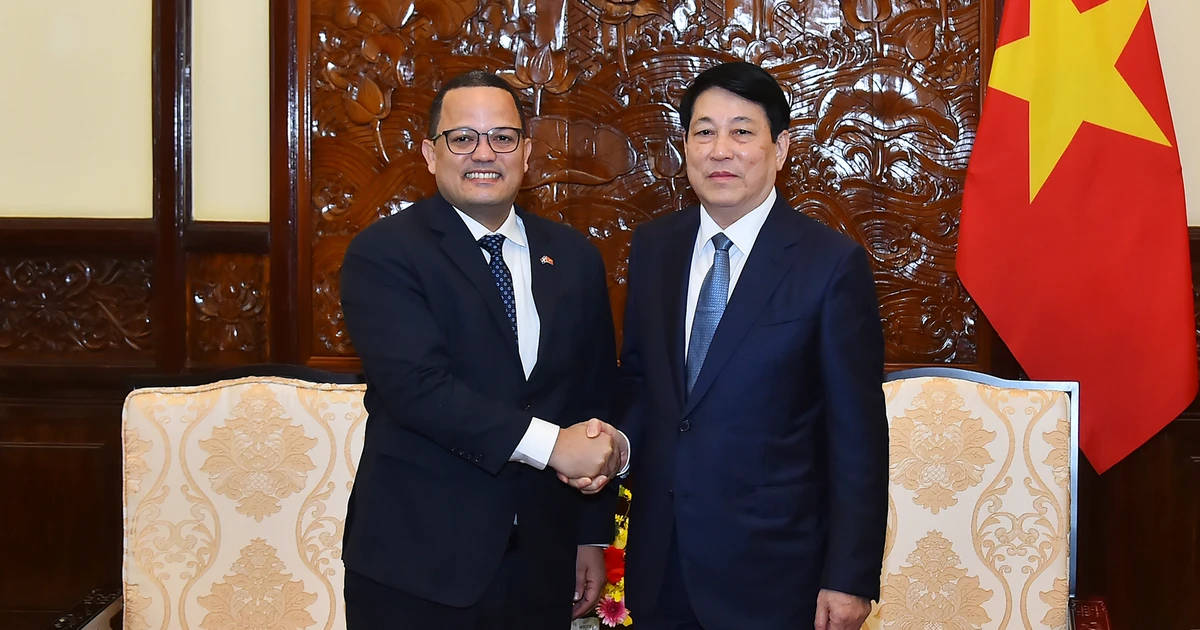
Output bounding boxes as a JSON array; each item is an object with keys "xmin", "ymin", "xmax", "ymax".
[
  {"xmin": 635, "ymin": 530, "xmax": 705, "ymax": 630},
  {"xmin": 344, "ymin": 533, "xmax": 569, "ymax": 630}
]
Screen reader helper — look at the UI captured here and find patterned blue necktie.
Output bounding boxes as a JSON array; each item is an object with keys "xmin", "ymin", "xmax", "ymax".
[
  {"xmin": 686, "ymin": 233, "xmax": 733, "ymax": 393},
  {"xmin": 478, "ymin": 234, "xmax": 518, "ymax": 340}
]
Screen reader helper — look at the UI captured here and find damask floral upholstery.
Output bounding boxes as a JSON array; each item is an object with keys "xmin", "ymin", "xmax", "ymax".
[
  {"xmin": 122, "ymin": 376, "xmax": 367, "ymax": 630},
  {"xmin": 863, "ymin": 370, "xmax": 1077, "ymax": 630}
]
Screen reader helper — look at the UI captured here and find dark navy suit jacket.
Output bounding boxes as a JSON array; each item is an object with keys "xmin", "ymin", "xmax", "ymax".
[
  {"xmin": 615, "ymin": 192, "xmax": 889, "ymax": 629},
  {"xmin": 339, "ymin": 193, "xmax": 617, "ymax": 613}
]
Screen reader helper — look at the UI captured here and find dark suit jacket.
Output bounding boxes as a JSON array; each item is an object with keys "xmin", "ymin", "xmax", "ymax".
[
  {"xmin": 339, "ymin": 193, "xmax": 617, "ymax": 609},
  {"xmin": 615, "ymin": 192, "xmax": 889, "ymax": 629}
]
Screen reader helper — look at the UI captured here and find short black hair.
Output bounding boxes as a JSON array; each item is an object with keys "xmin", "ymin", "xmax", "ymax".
[
  {"xmin": 679, "ymin": 62, "xmax": 791, "ymax": 140},
  {"xmin": 427, "ymin": 71, "xmax": 528, "ymax": 137}
]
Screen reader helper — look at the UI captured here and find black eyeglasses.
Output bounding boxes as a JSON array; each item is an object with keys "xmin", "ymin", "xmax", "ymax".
[{"xmin": 431, "ymin": 127, "xmax": 524, "ymax": 155}]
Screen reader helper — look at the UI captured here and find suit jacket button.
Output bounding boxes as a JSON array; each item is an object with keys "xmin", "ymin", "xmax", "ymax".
[
  {"xmin": 678, "ymin": 420, "xmax": 690, "ymax": 432},
  {"xmin": 474, "ymin": 454, "xmax": 483, "ymax": 463}
]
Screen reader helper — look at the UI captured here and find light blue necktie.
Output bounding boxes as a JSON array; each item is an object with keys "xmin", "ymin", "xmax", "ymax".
[{"xmin": 686, "ymin": 233, "xmax": 733, "ymax": 393}]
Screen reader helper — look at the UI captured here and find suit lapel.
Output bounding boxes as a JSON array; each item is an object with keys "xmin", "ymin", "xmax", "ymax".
[
  {"xmin": 683, "ymin": 198, "xmax": 800, "ymax": 418},
  {"xmin": 425, "ymin": 194, "xmax": 522, "ymax": 363},
  {"xmin": 662, "ymin": 209, "xmax": 699, "ymax": 409},
  {"xmin": 521, "ymin": 211, "xmax": 558, "ymax": 383}
]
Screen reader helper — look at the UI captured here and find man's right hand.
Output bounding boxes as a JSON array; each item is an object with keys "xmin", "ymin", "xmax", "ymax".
[
  {"xmin": 555, "ymin": 419, "xmax": 629, "ymax": 494},
  {"xmin": 547, "ymin": 422, "xmax": 616, "ymax": 480}
]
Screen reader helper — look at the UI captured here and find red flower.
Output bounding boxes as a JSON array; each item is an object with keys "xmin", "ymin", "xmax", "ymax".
[{"xmin": 604, "ymin": 545, "xmax": 625, "ymax": 584}]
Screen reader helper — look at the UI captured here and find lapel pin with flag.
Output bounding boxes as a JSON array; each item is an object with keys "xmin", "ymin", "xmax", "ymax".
[{"xmin": 540, "ymin": 255, "xmax": 554, "ymax": 266}]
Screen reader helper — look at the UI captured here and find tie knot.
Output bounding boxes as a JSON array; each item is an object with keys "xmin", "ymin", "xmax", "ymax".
[
  {"xmin": 711, "ymin": 233, "xmax": 733, "ymax": 252},
  {"xmin": 479, "ymin": 234, "xmax": 506, "ymax": 255}
]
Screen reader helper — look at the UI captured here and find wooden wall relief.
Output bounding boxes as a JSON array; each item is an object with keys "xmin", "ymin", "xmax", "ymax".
[
  {"xmin": 306, "ymin": 0, "xmax": 987, "ymax": 366},
  {"xmin": 0, "ymin": 259, "xmax": 153, "ymax": 360},
  {"xmin": 186, "ymin": 254, "xmax": 270, "ymax": 366}
]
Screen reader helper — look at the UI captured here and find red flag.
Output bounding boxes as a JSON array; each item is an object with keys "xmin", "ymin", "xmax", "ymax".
[{"xmin": 958, "ymin": 0, "xmax": 1197, "ymax": 472}]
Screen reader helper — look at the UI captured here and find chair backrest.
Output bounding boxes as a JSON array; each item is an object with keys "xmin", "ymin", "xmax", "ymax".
[
  {"xmin": 864, "ymin": 368, "xmax": 1078, "ymax": 630},
  {"xmin": 122, "ymin": 371, "xmax": 367, "ymax": 630}
]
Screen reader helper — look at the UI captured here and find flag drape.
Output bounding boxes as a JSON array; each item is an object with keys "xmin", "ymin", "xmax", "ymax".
[{"xmin": 958, "ymin": 0, "xmax": 1197, "ymax": 473}]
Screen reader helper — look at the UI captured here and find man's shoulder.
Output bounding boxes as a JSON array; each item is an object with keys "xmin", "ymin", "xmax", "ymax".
[
  {"xmin": 520, "ymin": 211, "xmax": 603, "ymax": 262},
  {"xmin": 521, "ymin": 211, "xmax": 589, "ymax": 243},
  {"xmin": 774, "ymin": 202, "xmax": 865, "ymax": 258},
  {"xmin": 631, "ymin": 207, "xmax": 696, "ymax": 242},
  {"xmin": 523, "ymin": 212, "xmax": 583, "ymax": 240},
  {"xmin": 628, "ymin": 202, "xmax": 862, "ymax": 258},
  {"xmin": 347, "ymin": 197, "xmax": 438, "ymax": 253}
]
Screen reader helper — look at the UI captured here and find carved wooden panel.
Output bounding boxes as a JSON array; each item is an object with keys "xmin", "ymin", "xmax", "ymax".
[
  {"xmin": 186, "ymin": 254, "xmax": 270, "ymax": 366},
  {"xmin": 307, "ymin": 0, "xmax": 985, "ymax": 364},
  {"xmin": 0, "ymin": 259, "xmax": 152, "ymax": 359}
]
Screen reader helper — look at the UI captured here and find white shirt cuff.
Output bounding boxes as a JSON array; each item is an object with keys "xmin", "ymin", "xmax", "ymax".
[
  {"xmin": 616, "ymin": 428, "xmax": 632, "ymax": 477},
  {"xmin": 510, "ymin": 417, "xmax": 559, "ymax": 470}
]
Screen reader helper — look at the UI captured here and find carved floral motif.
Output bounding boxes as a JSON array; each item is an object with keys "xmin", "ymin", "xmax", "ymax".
[
  {"xmin": 0, "ymin": 259, "xmax": 152, "ymax": 355},
  {"xmin": 189, "ymin": 254, "xmax": 269, "ymax": 364},
  {"xmin": 308, "ymin": 0, "xmax": 984, "ymax": 363}
]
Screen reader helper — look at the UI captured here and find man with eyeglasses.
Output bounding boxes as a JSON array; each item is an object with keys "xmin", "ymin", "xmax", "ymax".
[{"xmin": 339, "ymin": 70, "xmax": 627, "ymax": 630}]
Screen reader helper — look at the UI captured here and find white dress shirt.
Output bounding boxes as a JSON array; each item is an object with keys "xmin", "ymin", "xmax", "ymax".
[
  {"xmin": 684, "ymin": 189, "xmax": 776, "ymax": 354},
  {"xmin": 454, "ymin": 208, "xmax": 560, "ymax": 470}
]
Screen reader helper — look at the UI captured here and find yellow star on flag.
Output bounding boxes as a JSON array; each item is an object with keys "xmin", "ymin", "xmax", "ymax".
[{"xmin": 988, "ymin": 0, "xmax": 1171, "ymax": 201}]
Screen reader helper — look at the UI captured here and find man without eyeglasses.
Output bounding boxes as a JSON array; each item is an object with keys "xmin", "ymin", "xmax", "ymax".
[
  {"xmin": 340, "ymin": 70, "xmax": 628, "ymax": 630},
  {"xmin": 602, "ymin": 61, "xmax": 889, "ymax": 630}
]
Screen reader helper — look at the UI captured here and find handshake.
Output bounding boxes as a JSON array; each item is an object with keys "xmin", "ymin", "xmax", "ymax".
[{"xmin": 548, "ymin": 419, "xmax": 629, "ymax": 495}]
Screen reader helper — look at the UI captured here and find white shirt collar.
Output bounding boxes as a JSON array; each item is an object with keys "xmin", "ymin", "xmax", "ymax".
[
  {"xmin": 696, "ymin": 188, "xmax": 776, "ymax": 255},
  {"xmin": 454, "ymin": 206, "xmax": 528, "ymax": 249}
]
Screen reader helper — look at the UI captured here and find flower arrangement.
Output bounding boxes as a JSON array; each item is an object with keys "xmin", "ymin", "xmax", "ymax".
[{"xmin": 573, "ymin": 485, "xmax": 633, "ymax": 629}]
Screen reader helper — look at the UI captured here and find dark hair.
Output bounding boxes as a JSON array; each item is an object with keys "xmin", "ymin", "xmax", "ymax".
[
  {"xmin": 679, "ymin": 62, "xmax": 791, "ymax": 140},
  {"xmin": 427, "ymin": 71, "xmax": 528, "ymax": 137}
]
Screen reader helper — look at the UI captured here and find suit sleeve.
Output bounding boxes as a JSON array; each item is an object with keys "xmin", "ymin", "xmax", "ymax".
[
  {"xmin": 576, "ymin": 245, "xmax": 621, "ymax": 545},
  {"xmin": 818, "ymin": 246, "xmax": 889, "ymax": 601},
  {"xmin": 340, "ymin": 235, "xmax": 531, "ymax": 476},
  {"xmin": 611, "ymin": 228, "xmax": 649, "ymax": 467}
]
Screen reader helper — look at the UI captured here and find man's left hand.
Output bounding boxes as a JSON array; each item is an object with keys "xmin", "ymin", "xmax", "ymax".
[
  {"xmin": 572, "ymin": 546, "xmax": 605, "ymax": 619},
  {"xmin": 815, "ymin": 588, "xmax": 871, "ymax": 630}
]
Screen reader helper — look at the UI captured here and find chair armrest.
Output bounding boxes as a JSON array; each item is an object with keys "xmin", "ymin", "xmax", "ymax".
[
  {"xmin": 45, "ymin": 588, "xmax": 121, "ymax": 630},
  {"xmin": 1072, "ymin": 595, "xmax": 1113, "ymax": 630}
]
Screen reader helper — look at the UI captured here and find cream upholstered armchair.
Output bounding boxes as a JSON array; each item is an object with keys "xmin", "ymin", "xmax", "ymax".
[
  {"xmin": 116, "ymin": 366, "xmax": 366, "ymax": 630},
  {"xmin": 863, "ymin": 368, "xmax": 1080, "ymax": 630}
]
